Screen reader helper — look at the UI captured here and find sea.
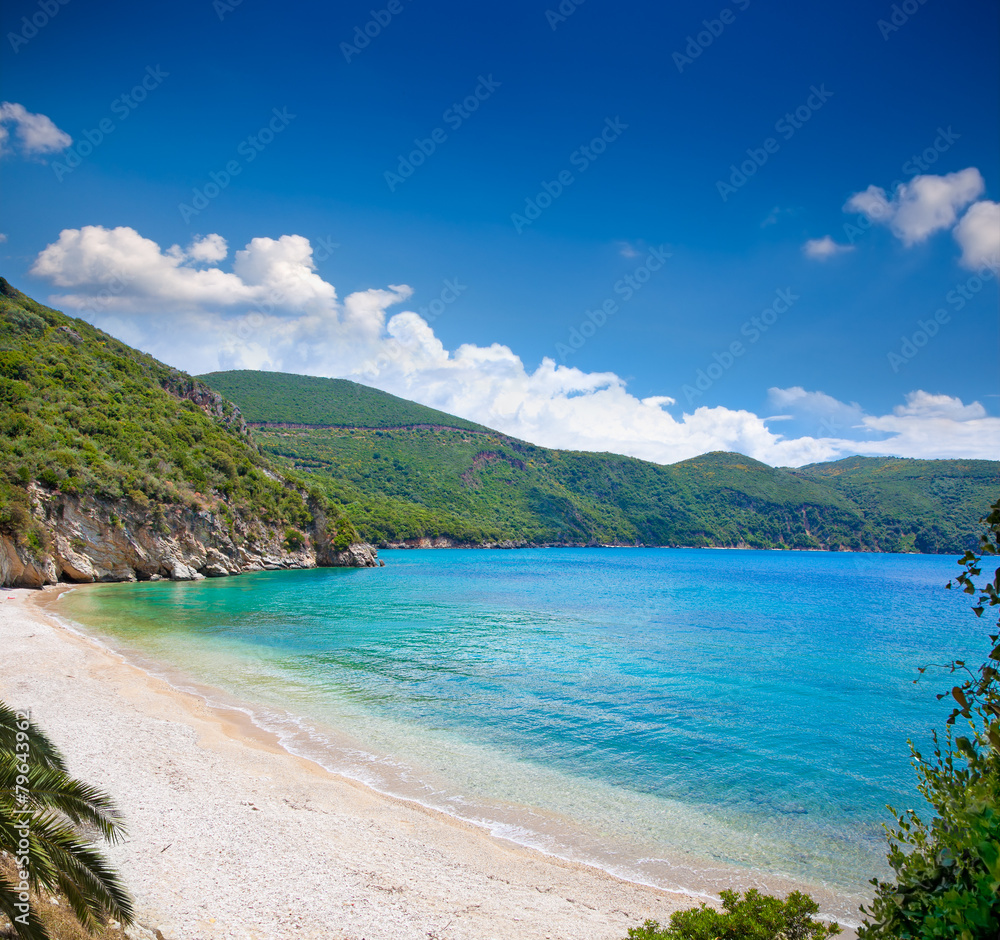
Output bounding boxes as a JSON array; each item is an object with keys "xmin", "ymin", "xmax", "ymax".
[{"xmin": 55, "ymin": 547, "xmax": 988, "ymax": 925}]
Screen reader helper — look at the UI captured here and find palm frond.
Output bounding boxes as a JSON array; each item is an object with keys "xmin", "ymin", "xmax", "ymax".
[
  {"xmin": 0, "ymin": 873, "xmax": 50, "ymax": 940},
  {"xmin": 0, "ymin": 754, "xmax": 128, "ymax": 844},
  {"xmin": 0, "ymin": 704, "xmax": 67, "ymax": 773},
  {"xmin": 0, "ymin": 698, "xmax": 135, "ymax": 938}
]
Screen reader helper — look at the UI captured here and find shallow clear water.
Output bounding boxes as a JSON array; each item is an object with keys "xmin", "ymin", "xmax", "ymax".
[{"xmin": 57, "ymin": 548, "xmax": 986, "ymax": 921}]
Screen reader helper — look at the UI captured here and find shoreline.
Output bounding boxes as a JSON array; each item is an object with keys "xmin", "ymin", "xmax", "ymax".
[
  {"xmin": 3, "ymin": 582, "xmax": 862, "ymax": 937},
  {"xmin": 3, "ymin": 583, "xmax": 699, "ymax": 940}
]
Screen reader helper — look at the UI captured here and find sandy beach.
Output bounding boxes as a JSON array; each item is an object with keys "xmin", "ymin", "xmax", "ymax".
[{"xmin": 0, "ymin": 586, "xmax": 702, "ymax": 940}]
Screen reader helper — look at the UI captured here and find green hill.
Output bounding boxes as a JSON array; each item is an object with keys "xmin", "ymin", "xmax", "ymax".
[
  {"xmin": 200, "ymin": 370, "xmax": 999, "ymax": 553},
  {"xmin": 201, "ymin": 369, "xmax": 487, "ymax": 432},
  {"xmin": 793, "ymin": 456, "xmax": 999, "ymax": 553},
  {"xmin": 0, "ymin": 281, "xmax": 367, "ymax": 587}
]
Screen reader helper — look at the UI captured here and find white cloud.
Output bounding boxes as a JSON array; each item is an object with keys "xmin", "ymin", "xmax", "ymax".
[
  {"xmin": 766, "ymin": 387, "xmax": 871, "ymax": 440},
  {"xmin": 953, "ymin": 200, "xmax": 1000, "ymax": 272},
  {"xmin": 187, "ymin": 234, "xmax": 228, "ymax": 264},
  {"xmin": 0, "ymin": 102, "xmax": 71, "ymax": 157},
  {"xmin": 803, "ymin": 236, "xmax": 853, "ymax": 260},
  {"xmin": 0, "ymin": 233, "xmax": 7, "ymax": 243},
  {"xmin": 844, "ymin": 168, "xmax": 985, "ymax": 246},
  {"xmin": 891, "ymin": 390, "xmax": 986, "ymax": 421},
  {"xmin": 30, "ymin": 225, "xmax": 1000, "ymax": 468}
]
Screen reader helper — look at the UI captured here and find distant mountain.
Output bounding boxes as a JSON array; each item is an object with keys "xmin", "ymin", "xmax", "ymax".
[
  {"xmin": 203, "ymin": 369, "xmax": 487, "ymax": 432},
  {"xmin": 0, "ymin": 282, "xmax": 377, "ymax": 588},
  {"xmin": 201, "ymin": 370, "xmax": 999, "ymax": 553},
  {"xmin": 793, "ymin": 456, "xmax": 999, "ymax": 553}
]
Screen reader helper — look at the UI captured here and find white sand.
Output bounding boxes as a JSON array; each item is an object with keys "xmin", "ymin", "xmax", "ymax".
[{"xmin": 0, "ymin": 587, "xmax": 700, "ymax": 940}]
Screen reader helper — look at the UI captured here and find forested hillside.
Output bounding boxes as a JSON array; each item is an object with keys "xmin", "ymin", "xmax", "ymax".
[
  {"xmin": 202, "ymin": 370, "xmax": 999, "ymax": 553},
  {"xmin": 0, "ymin": 281, "xmax": 373, "ymax": 587}
]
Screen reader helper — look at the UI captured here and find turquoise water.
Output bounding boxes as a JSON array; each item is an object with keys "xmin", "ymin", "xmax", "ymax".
[{"xmin": 57, "ymin": 548, "xmax": 987, "ymax": 921}]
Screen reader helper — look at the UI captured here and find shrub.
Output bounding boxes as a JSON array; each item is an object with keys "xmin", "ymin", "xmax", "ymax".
[
  {"xmin": 37, "ymin": 466, "xmax": 61, "ymax": 489},
  {"xmin": 283, "ymin": 527, "xmax": 306, "ymax": 551},
  {"xmin": 23, "ymin": 525, "xmax": 47, "ymax": 558},
  {"xmin": 2, "ymin": 306, "xmax": 47, "ymax": 337},
  {"xmin": 127, "ymin": 488, "xmax": 150, "ymax": 510},
  {"xmin": 0, "ymin": 499, "xmax": 31, "ymax": 536},
  {"xmin": 627, "ymin": 889, "xmax": 839, "ymax": 940},
  {"xmin": 331, "ymin": 519, "xmax": 358, "ymax": 552},
  {"xmin": 859, "ymin": 499, "xmax": 1000, "ymax": 940}
]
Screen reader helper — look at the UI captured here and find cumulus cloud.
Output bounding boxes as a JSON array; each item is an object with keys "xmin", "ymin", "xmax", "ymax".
[
  {"xmin": 891, "ymin": 390, "xmax": 986, "ymax": 421},
  {"xmin": 187, "ymin": 234, "xmax": 228, "ymax": 264},
  {"xmin": 0, "ymin": 102, "xmax": 71, "ymax": 157},
  {"xmin": 953, "ymin": 200, "xmax": 1000, "ymax": 271},
  {"xmin": 803, "ymin": 236, "xmax": 853, "ymax": 260},
  {"xmin": 30, "ymin": 225, "xmax": 1000, "ymax": 468},
  {"xmin": 30, "ymin": 225, "xmax": 339, "ymax": 312},
  {"xmin": 844, "ymin": 168, "xmax": 985, "ymax": 246}
]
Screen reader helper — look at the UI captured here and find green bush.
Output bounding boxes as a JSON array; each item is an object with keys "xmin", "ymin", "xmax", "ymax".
[
  {"xmin": 0, "ymin": 498, "xmax": 31, "ymax": 536},
  {"xmin": 24, "ymin": 525, "xmax": 46, "ymax": 557},
  {"xmin": 859, "ymin": 499, "xmax": 1000, "ymax": 940},
  {"xmin": 627, "ymin": 888, "xmax": 839, "ymax": 940},
  {"xmin": 331, "ymin": 520, "xmax": 358, "ymax": 552},
  {"xmin": 37, "ymin": 466, "xmax": 61, "ymax": 489},
  {"xmin": 283, "ymin": 527, "xmax": 306, "ymax": 551}
]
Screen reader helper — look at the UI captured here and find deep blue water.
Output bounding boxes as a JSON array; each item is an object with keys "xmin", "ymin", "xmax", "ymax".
[{"xmin": 58, "ymin": 548, "xmax": 987, "ymax": 919}]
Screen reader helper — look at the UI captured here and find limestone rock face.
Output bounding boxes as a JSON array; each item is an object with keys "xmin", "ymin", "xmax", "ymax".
[
  {"xmin": 0, "ymin": 486, "xmax": 380, "ymax": 588},
  {"xmin": 0, "ymin": 536, "xmax": 56, "ymax": 588},
  {"xmin": 317, "ymin": 541, "xmax": 380, "ymax": 568}
]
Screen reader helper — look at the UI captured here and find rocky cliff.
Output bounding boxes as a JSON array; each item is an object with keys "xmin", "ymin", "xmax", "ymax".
[
  {"xmin": 0, "ymin": 483, "xmax": 380, "ymax": 588},
  {"xmin": 0, "ymin": 279, "xmax": 382, "ymax": 588}
]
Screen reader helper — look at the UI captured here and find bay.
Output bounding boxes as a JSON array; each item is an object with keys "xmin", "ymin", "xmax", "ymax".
[{"xmin": 57, "ymin": 548, "xmax": 986, "ymax": 922}]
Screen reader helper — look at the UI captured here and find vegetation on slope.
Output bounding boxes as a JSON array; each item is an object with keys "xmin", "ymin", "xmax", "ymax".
[
  {"xmin": 794, "ymin": 456, "xmax": 999, "ymax": 554},
  {"xmin": 201, "ymin": 371, "xmax": 999, "ymax": 553},
  {"xmin": 0, "ymin": 281, "xmax": 347, "ymax": 566},
  {"xmin": 201, "ymin": 369, "xmax": 487, "ymax": 431}
]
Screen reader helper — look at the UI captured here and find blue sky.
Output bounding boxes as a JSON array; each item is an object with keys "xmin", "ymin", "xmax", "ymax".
[{"xmin": 2, "ymin": 0, "xmax": 998, "ymax": 465}]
